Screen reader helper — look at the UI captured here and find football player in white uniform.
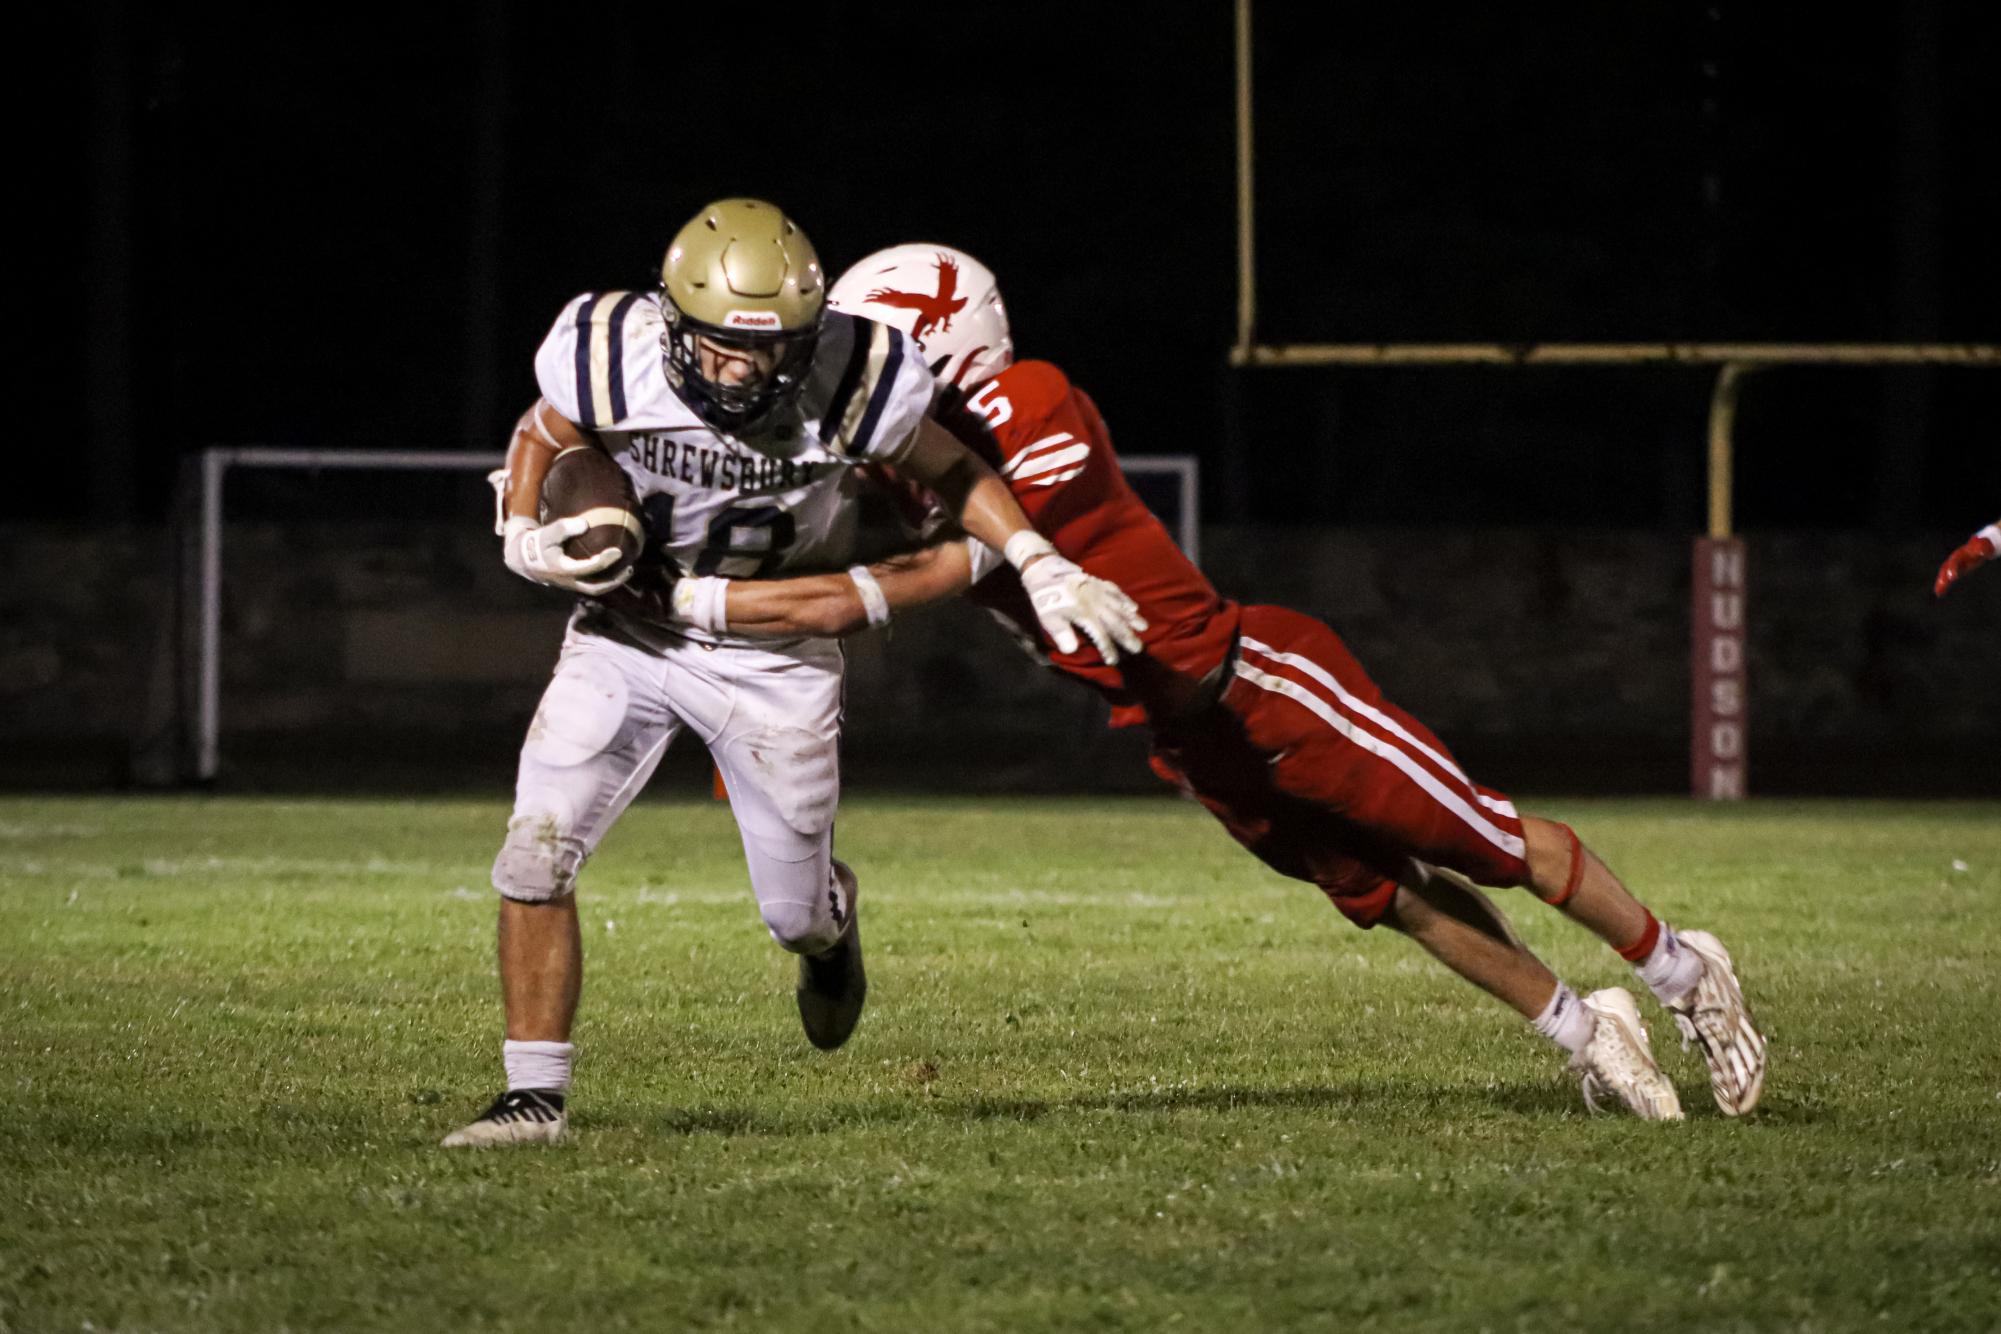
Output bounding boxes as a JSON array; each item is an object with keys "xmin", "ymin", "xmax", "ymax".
[{"xmin": 444, "ymin": 200, "xmax": 1144, "ymax": 1147}]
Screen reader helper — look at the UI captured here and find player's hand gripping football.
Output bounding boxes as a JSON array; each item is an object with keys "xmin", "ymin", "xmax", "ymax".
[
  {"xmin": 1933, "ymin": 524, "xmax": 2000, "ymax": 598},
  {"xmin": 501, "ymin": 514, "xmax": 633, "ymax": 595},
  {"xmin": 489, "ymin": 466, "xmax": 633, "ymax": 596},
  {"xmin": 1007, "ymin": 533, "xmax": 1147, "ymax": 663}
]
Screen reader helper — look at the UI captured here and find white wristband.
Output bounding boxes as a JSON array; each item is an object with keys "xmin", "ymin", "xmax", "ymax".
[
  {"xmin": 1003, "ymin": 530, "xmax": 1056, "ymax": 570},
  {"xmin": 848, "ymin": 566, "xmax": 892, "ymax": 628},
  {"xmin": 1978, "ymin": 524, "xmax": 2001, "ymax": 554},
  {"xmin": 672, "ymin": 575, "xmax": 731, "ymax": 633}
]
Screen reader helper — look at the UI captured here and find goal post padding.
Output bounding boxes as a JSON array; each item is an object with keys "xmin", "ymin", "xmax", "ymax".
[{"xmin": 1691, "ymin": 537, "xmax": 1747, "ymax": 800}]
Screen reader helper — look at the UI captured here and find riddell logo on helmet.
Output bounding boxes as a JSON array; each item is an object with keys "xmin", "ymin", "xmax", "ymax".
[{"xmin": 723, "ymin": 310, "xmax": 783, "ymax": 330}]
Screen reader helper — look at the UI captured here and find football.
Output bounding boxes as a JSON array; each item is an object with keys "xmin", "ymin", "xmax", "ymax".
[{"xmin": 538, "ymin": 445, "xmax": 643, "ymax": 581}]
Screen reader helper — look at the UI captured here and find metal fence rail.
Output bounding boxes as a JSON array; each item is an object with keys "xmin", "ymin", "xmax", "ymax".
[{"xmin": 189, "ymin": 448, "xmax": 1199, "ymax": 783}]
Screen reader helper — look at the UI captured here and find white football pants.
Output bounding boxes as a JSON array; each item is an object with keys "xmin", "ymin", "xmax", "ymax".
[{"xmin": 493, "ymin": 613, "xmax": 850, "ymax": 955}]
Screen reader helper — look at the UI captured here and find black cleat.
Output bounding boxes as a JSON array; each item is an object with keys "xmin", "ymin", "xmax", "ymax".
[
  {"xmin": 797, "ymin": 861, "xmax": 866, "ymax": 1050},
  {"xmin": 440, "ymin": 1088, "xmax": 568, "ymax": 1147}
]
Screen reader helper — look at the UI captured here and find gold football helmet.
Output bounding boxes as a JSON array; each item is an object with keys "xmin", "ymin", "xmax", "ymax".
[{"xmin": 658, "ymin": 198, "xmax": 824, "ymax": 429}]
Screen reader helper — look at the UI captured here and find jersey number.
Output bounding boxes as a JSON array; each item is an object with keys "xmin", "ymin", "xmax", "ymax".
[
  {"xmin": 966, "ymin": 381, "xmax": 1013, "ymax": 429},
  {"xmin": 640, "ymin": 495, "xmax": 797, "ymax": 578},
  {"xmin": 694, "ymin": 503, "xmax": 797, "ymax": 577}
]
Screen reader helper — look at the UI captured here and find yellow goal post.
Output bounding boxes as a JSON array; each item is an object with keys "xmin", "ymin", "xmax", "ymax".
[{"xmin": 1228, "ymin": 0, "xmax": 1998, "ymax": 797}]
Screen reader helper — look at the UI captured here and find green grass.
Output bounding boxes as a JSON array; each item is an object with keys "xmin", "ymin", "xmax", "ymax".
[{"xmin": 1, "ymin": 795, "xmax": 1997, "ymax": 1333}]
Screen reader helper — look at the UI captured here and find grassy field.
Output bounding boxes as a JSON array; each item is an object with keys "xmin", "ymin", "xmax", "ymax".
[{"xmin": 1, "ymin": 794, "xmax": 1996, "ymax": 1333}]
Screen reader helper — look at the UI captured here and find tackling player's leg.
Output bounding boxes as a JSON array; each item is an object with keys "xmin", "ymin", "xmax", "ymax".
[
  {"xmin": 1662, "ymin": 930, "xmax": 1766, "ymax": 1115},
  {"xmin": 1519, "ymin": 817, "xmax": 1766, "ymax": 1115},
  {"xmin": 1383, "ymin": 864, "xmax": 1681, "ymax": 1120},
  {"xmin": 1168, "ymin": 607, "xmax": 1733, "ymax": 1118}
]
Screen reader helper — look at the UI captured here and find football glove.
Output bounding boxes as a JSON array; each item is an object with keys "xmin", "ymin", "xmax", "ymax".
[
  {"xmin": 1934, "ymin": 524, "xmax": 2000, "ymax": 598},
  {"xmin": 501, "ymin": 514, "xmax": 632, "ymax": 596},
  {"xmin": 1005, "ymin": 532, "xmax": 1147, "ymax": 663}
]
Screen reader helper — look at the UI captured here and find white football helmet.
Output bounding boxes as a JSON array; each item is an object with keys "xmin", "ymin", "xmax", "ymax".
[{"xmin": 827, "ymin": 245, "xmax": 1013, "ymax": 390}]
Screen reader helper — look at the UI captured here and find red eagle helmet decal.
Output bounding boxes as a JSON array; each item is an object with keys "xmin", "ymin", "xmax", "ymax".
[{"xmin": 862, "ymin": 253, "xmax": 969, "ymax": 345}]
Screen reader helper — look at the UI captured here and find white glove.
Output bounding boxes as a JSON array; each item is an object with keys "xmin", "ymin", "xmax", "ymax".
[
  {"xmin": 1005, "ymin": 531, "xmax": 1147, "ymax": 663},
  {"xmin": 501, "ymin": 514, "xmax": 632, "ymax": 595}
]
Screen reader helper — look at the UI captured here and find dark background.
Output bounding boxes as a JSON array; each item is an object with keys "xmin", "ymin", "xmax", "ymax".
[
  {"xmin": 9, "ymin": 1, "xmax": 1999, "ymax": 796},
  {"xmin": 44, "ymin": 1, "xmax": 2001, "ymax": 530}
]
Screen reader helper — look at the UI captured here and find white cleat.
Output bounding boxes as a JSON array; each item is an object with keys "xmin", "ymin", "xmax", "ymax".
[
  {"xmin": 1570, "ymin": 987, "xmax": 1684, "ymax": 1121},
  {"xmin": 440, "ymin": 1088, "xmax": 567, "ymax": 1148},
  {"xmin": 1668, "ymin": 930, "xmax": 1767, "ymax": 1116}
]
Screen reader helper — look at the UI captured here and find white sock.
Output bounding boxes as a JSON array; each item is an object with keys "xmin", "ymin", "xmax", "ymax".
[
  {"xmin": 503, "ymin": 1039, "xmax": 574, "ymax": 1094},
  {"xmin": 1531, "ymin": 982, "xmax": 1595, "ymax": 1054},
  {"xmin": 1636, "ymin": 925, "xmax": 1703, "ymax": 1007}
]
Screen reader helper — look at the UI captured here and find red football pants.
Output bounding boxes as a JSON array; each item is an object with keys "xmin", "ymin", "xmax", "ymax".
[{"xmin": 1149, "ymin": 605, "xmax": 1530, "ymax": 927}]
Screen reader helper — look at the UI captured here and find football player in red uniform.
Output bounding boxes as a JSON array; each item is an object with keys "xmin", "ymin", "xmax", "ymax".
[
  {"xmin": 660, "ymin": 245, "xmax": 1766, "ymax": 1119},
  {"xmin": 1934, "ymin": 519, "xmax": 2000, "ymax": 597}
]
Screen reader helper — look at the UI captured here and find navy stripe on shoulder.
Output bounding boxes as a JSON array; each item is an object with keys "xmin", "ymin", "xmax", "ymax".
[
  {"xmin": 572, "ymin": 293, "xmax": 597, "ymax": 428},
  {"xmin": 605, "ymin": 291, "xmax": 642, "ymax": 422},
  {"xmin": 818, "ymin": 318, "xmax": 872, "ymax": 446},
  {"xmin": 852, "ymin": 327, "xmax": 907, "ymax": 455}
]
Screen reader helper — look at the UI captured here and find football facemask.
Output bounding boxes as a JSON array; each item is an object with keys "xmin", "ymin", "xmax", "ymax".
[
  {"xmin": 660, "ymin": 313, "xmax": 818, "ymax": 431},
  {"xmin": 658, "ymin": 197, "xmax": 825, "ymax": 430}
]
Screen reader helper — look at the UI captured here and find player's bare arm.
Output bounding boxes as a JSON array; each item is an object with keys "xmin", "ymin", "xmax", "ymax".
[
  {"xmin": 488, "ymin": 398, "xmax": 631, "ymax": 594},
  {"xmin": 893, "ymin": 417, "xmax": 1033, "ymax": 554},
  {"xmin": 894, "ymin": 417, "xmax": 1146, "ymax": 660},
  {"xmin": 498, "ymin": 399, "xmax": 583, "ymax": 518},
  {"xmin": 697, "ymin": 543, "xmax": 976, "ymax": 639}
]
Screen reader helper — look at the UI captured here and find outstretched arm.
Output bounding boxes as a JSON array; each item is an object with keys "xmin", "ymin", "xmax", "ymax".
[
  {"xmin": 893, "ymin": 419, "xmax": 1033, "ymax": 557},
  {"xmin": 889, "ymin": 418, "xmax": 1144, "ymax": 659},
  {"xmin": 672, "ymin": 542, "xmax": 980, "ymax": 639},
  {"xmin": 1935, "ymin": 520, "xmax": 2001, "ymax": 598}
]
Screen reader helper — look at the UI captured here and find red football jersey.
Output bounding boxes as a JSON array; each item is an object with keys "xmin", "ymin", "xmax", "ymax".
[{"xmin": 950, "ymin": 360, "xmax": 1240, "ymax": 727}]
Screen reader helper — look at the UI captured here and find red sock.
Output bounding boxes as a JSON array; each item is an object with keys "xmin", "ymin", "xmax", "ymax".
[{"xmin": 1614, "ymin": 909, "xmax": 1662, "ymax": 963}]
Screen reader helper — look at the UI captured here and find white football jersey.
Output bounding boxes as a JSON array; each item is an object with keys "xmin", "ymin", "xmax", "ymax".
[{"xmin": 533, "ymin": 290, "xmax": 936, "ymax": 647}]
